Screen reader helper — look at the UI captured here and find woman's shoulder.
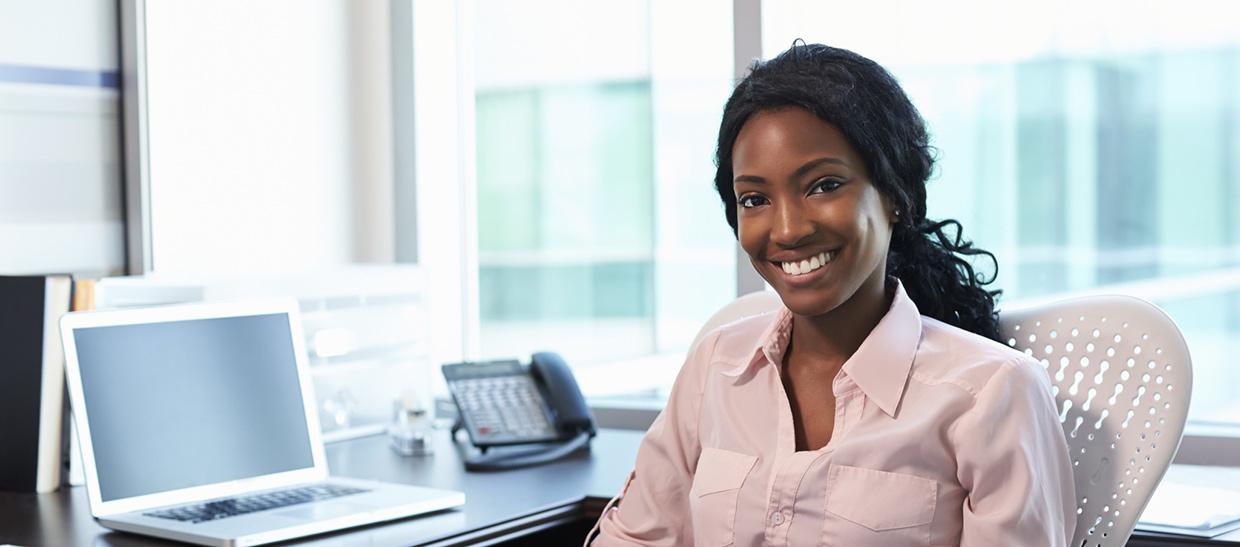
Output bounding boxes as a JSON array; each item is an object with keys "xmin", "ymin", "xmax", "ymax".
[
  {"xmin": 690, "ymin": 308, "xmax": 787, "ymax": 364},
  {"xmin": 914, "ymin": 315, "xmax": 1050, "ymax": 401}
]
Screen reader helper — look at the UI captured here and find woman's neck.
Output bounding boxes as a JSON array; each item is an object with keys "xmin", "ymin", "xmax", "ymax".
[{"xmin": 788, "ymin": 277, "xmax": 894, "ymax": 369}]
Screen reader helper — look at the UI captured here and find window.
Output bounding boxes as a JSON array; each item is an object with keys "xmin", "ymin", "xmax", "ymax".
[
  {"xmin": 0, "ymin": 3, "xmax": 124, "ymax": 276},
  {"xmin": 469, "ymin": 0, "xmax": 737, "ymax": 380},
  {"xmin": 764, "ymin": 0, "xmax": 1240, "ymax": 425},
  {"xmin": 475, "ymin": 82, "xmax": 658, "ymax": 359}
]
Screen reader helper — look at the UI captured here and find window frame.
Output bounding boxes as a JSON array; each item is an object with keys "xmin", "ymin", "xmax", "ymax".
[{"xmin": 393, "ymin": 0, "xmax": 1240, "ymax": 465}]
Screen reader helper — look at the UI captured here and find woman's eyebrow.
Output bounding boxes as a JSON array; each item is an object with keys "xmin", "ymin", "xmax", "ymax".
[
  {"xmin": 734, "ymin": 156, "xmax": 850, "ymax": 185},
  {"xmin": 792, "ymin": 157, "xmax": 848, "ymax": 180}
]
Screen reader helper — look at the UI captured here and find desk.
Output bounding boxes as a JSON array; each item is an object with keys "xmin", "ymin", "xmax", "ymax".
[
  {"xmin": 0, "ymin": 428, "xmax": 1228, "ymax": 546},
  {"xmin": 0, "ymin": 428, "xmax": 640, "ymax": 546}
]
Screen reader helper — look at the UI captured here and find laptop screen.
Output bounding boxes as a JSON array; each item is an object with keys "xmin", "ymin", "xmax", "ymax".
[{"xmin": 72, "ymin": 312, "xmax": 316, "ymax": 502}]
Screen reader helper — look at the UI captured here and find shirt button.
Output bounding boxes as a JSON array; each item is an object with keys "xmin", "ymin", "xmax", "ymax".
[{"xmin": 769, "ymin": 512, "xmax": 785, "ymax": 526}]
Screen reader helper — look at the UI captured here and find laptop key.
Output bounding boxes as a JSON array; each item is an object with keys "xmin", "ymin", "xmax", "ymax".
[{"xmin": 144, "ymin": 485, "xmax": 369, "ymax": 524}]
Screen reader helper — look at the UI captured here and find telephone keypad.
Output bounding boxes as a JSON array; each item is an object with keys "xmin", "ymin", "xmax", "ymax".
[{"xmin": 450, "ymin": 375, "xmax": 559, "ymax": 445}]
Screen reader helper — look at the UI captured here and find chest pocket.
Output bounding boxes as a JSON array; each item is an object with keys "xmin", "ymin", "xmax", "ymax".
[
  {"xmin": 824, "ymin": 464, "xmax": 937, "ymax": 546},
  {"xmin": 689, "ymin": 447, "xmax": 757, "ymax": 547}
]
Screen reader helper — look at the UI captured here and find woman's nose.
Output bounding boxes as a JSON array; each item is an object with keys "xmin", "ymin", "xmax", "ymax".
[{"xmin": 771, "ymin": 200, "xmax": 814, "ymax": 247}]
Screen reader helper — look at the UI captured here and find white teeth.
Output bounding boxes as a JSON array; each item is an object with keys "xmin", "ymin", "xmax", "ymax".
[{"xmin": 780, "ymin": 251, "xmax": 834, "ymax": 276}]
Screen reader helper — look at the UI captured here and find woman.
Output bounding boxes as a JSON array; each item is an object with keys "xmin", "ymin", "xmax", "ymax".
[{"xmin": 589, "ymin": 43, "xmax": 1075, "ymax": 546}]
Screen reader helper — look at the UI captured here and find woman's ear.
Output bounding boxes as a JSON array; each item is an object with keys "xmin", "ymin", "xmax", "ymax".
[{"xmin": 883, "ymin": 198, "xmax": 901, "ymax": 226}]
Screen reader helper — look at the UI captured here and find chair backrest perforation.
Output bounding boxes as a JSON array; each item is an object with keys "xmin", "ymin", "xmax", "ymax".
[{"xmin": 1000, "ymin": 295, "xmax": 1192, "ymax": 547}]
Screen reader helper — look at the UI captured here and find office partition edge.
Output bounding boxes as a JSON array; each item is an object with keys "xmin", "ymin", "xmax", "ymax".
[
  {"xmin": 391, "ymin": 0, "xmax": 418, "ymax": 264},
  {"xmin": 731, "ymin": 0, "xmax": 762, "ymax": 85},
  {"xmin": 733, "ymin": 0, "xmax": 766, "ymax": 297},
  {"xmin": 119, "ymin": 0, "xmax": 154, "ymax": 275},
  {"xmin": 393, "ymin": 0, "xmax": 479, "ymax": 368}
]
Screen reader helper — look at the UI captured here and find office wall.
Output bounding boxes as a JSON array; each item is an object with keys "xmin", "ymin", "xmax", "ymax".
[
  {"xmin": 136, "ymin": 0, "xmax": 394, "ymax": 275},
  {"xmin": 0, "ymin": 1, "xmax": 125, "ymax": 275},
  {"xmin": 0, "ymin": 1, "xmax": 396, "ymax": 277}
]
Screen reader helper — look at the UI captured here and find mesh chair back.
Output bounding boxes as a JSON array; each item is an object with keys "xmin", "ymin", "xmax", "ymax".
[{"xmin": 1000, "ymin": 295, "xmax": 1192, "ymax": 547}]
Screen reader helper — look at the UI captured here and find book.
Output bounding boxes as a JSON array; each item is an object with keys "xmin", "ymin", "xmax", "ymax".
[
  {"xmin": 0, "ymin": 274, "xmax": 73, "ymax": 493},
  {"xmin": 65, "ymin": 278, "xmax": 96, "ymax": 487}
]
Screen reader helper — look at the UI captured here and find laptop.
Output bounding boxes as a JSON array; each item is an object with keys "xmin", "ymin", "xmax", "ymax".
[{"xmin": 59, "ymin": 299, "xmax": 464, "ymax": 547}]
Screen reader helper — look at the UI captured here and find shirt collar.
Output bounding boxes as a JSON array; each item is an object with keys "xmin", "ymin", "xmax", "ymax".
[
  {"xmin": 720, "ymin": 281, "xmax": 923, "ymax": 418},
  {"xmin": 721, "ymin": 306, "xmax": 792, "ymax": 378},
  {"xmin": 841, "ymin": 282, "xmax": 923, "ymax": 417}
]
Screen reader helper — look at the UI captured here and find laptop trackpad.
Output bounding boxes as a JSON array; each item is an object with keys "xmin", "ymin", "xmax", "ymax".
[{"xmin": 275, "ymin": 502, "xmax": 373, "ymax": 521}]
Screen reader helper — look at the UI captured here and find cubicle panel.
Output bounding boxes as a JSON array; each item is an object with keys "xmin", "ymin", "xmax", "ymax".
[
  {"xmin": 93, "ymin": 266, "xmax": 434, "ymax": 441},
  {"xmin": 298, "ymin": 292, "xmax": 431, "ymax": 440}
]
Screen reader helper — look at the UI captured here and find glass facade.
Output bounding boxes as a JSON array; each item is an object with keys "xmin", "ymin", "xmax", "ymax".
[
  {"xmin": 764, "ymin": 2, "xmax": 1240, "ymax": 423},
  {"xmin": 477, "ymin": 83, "xmax": 656, "ymax": 323},
  {"xmin": 473, "ymin": 0, "xmax": 736, "ymax": 366}
]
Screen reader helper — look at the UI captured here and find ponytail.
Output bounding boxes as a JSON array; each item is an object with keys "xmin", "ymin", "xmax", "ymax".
[{"xmin": 888, "ymin": 219, "xmax": 1001, "ymax": 341}]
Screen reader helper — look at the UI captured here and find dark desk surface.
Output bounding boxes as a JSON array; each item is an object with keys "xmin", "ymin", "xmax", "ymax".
[
  {"xmin": 0, "ymin": 426, "xmax": 1230, "ymax": 547},
  {"xmin": 0, "ymin": 428, "xmax": 642, "ymax": 547}
]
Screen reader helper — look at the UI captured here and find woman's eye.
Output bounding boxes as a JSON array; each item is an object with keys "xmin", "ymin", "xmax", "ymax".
[
  {"xmin": 738, "ymin": 194, "xmax": 768, "ymax": 208},
  {"xmin": 809, "ymin": 178, "xmax": 843, "ymax": 194}
]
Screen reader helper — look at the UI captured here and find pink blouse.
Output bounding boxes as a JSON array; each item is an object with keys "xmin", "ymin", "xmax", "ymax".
[{"xmin": 590, "ymin": 283, "xmax": 1075, "ymax": 546}]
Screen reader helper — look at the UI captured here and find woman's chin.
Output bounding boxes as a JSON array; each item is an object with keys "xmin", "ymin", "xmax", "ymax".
[{"xmin": 772, "ymin": 289, "xmax": 843, "ymax": 318}]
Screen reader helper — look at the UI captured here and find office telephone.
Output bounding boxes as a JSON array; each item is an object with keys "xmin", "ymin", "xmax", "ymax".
[{"xmin": 442, "ymin": 352, "xmax": 596, "ymax": 471}]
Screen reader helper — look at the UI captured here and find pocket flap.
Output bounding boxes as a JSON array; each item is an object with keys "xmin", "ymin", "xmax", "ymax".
[
  {"xmin": 825, "ymin": 464, "xmax": 937, "ymax": 531},
  {"xmin": 692, "ymin": 447, "xmax": 757, "ymax": 497}
]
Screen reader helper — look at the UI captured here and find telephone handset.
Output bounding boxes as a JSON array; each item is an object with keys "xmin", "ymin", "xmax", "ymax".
[{"xmin": 442, "ymin": 352, "xmax": 596, "ymax": 471}]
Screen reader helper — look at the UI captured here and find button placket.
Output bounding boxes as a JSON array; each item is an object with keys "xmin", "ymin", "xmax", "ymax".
[
  {"xmin": 832, "ymin": 390, "xmax": 859, "ymax": 439},
  {"xmin": 764, "ymin": 452, "xmax": 815, "ymax": 546}
]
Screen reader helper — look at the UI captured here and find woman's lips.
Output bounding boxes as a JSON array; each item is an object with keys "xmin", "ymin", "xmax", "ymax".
[{"xmin": 769, "ymin": 249, "xmax": 837, "ymax": 285}]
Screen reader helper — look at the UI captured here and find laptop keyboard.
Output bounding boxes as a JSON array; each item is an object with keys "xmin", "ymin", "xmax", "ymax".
[{"xmin": 144, "ymin": 484, "xmax": 370, "ymax": 524}]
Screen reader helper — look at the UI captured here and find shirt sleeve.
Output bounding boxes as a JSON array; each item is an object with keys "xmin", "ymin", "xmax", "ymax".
[
  {"xmin": 589, "ymin": 331, "xmax": 717, "ymax": 546},
  {"xmin": 952, "ymin": 357, "xmax": 1077, "ymax": 547}
]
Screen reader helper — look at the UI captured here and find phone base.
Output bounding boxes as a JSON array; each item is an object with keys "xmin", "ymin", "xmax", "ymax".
[{"xmin": 450, "ymin": 426, "xmax": 593, "ymax": 472}]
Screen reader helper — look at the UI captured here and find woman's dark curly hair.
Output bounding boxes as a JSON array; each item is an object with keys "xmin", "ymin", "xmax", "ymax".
[{"xmin": 714, "ymin": 43, "xmax": 1003, "ymax": 341}]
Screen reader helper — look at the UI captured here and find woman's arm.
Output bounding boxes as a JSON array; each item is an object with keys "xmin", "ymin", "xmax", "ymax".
[
  {"xmin": 952, "ymin": 357, "xmax": 1077, "ymax": 547},
  {"xmin": 588, "ymin": 331, "xmax": 717, "ymax": 546}
]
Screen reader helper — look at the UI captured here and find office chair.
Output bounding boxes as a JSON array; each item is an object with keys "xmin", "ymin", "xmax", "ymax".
[
  {"xmin": 698, "ymin": 291, "xmax": 1193, "ymax": 547},
  {"xmin": 1000, "ymin": 295, "xmax": 1192, "ymax": 547}
]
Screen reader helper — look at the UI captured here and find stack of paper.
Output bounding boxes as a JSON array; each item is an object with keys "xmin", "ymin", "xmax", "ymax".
[{"xmin": 1138, "ymin": 481, "xmax": 1240, "ymax": 537}]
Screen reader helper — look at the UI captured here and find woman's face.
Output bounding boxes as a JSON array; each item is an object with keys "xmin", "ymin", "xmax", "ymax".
[{"xmin": 732, "ymin": 107, "xmax": 895, "ymax": 318}]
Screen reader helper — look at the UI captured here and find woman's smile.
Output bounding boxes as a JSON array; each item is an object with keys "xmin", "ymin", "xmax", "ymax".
[{"xmin": 768, "ymin": 249, "xmax": 839, "ymax": 286}]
